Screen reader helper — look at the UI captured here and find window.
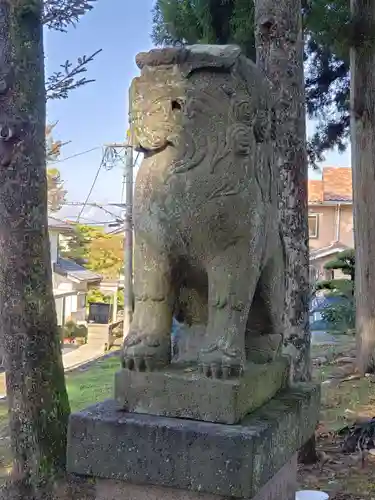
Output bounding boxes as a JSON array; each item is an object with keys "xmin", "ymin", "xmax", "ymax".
[{"xmin": 308, "ymin": 214, "xmax": 319, "ymax": 238}]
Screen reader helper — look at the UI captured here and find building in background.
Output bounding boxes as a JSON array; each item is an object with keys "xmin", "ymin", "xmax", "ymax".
[
  {"xmin": 49, "ymin": 217, "xmax": 102, "ymax": 326},
  {"xmin": 308, "ymin": 167, "xmax": 353, "ymax": 283}
]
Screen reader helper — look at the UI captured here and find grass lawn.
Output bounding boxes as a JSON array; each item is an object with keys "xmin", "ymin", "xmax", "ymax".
[{"xmin": 0, "ymin": 354, "xmax": 121, "ymax": 485}]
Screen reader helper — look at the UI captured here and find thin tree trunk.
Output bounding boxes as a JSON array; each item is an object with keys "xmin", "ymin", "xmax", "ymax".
[
  {"xmin": 350, "ymin": 0, "xmax": 375, "ymax": 375},
  {"xmin": 254, "ymin": 0, "xmax": 317, "ymax": 463},
  {"xmin": 0, "ymin": 0, "xmax": 70, "ymax": 494},
  {"xmin": 254, "ymin": 0, "xmax": 310, "ymax": 383}
]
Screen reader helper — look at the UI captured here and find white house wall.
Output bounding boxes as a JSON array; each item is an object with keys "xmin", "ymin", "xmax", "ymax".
[
  {"xmin": 49, "ymin": 230, "xmax": 59, "ymax": 264},
  {"xmin": 53, "ymin": 273, "xmax": 74, "ymax": 292}
]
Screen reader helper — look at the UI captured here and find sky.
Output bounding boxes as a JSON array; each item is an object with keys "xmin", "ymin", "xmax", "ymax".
[{"xmin": 44, "ymin": 0, "xmax": 350, "ymax": 224}]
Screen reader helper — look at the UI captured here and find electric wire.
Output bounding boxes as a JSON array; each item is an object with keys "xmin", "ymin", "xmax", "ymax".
[
  {"xmin": 76, "ymin": 158, "xmax": 104, "ymax": 222},
  {"xmin": 49, "ymin": 146, "xmax": 100, "ymax": 164}
]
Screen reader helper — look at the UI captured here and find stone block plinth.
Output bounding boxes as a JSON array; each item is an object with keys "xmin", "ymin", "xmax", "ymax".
[
  {"xmin": 114, "ymin": 357, "xmax": 289, "ymax": 424},
  {"xmin": 67, "ymin": 383, "xmax": 320, "ymax": 499},
  {"xmin": 92, "ymin": 454, "xmax": 297, "ymax": 500}
]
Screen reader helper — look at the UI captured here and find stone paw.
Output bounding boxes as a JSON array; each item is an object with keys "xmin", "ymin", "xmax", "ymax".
[
  {"xmin": 198, "ymin": 344, "xmax": 244, "ymax": 380},
  {"xmin": 122, "ymin": 333, "xmax": 171, "ymax": 372}
]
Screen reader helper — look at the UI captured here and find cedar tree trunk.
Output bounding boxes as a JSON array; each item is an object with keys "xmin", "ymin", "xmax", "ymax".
[
  {"xmin": 0, "ymin": 0, "xmax": 70, "ymax": 494},
  {"xmin": 254, "ymin": 0, "xmax": 317, "ymax": 463},
  {"xmin": 350, "ymin": 0, "xmax": 375, "ymax": 375}
]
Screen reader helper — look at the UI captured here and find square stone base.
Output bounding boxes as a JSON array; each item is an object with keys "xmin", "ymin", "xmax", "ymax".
[
  {"xmin": 67, "ymin": 383, "xmax": 319, "ymax": 499},
  {"xmin": 115, "ymin": 357, "xmax": 289, "ymax": 424},
  {"xmin": 93, "ymin": 454, "xmax": 297, "ymax": 499}
]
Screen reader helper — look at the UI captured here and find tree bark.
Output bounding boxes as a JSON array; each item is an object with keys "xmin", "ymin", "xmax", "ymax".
[
  {"xmin": 350, "ymin": 0, "xmax": 375, "ymax": 375},
  {"xmin": 254, "ymin": 0, "xmax": 310, "ymax": 382},
  {"xmin": 0, "ymin": 0, "xmax": 70, "ymax": 494},
  {"xmin": 254, "ymin": 0, "xmax": 316, "ymax": 463}
]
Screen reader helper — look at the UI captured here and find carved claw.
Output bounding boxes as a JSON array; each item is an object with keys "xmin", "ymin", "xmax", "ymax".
[
  {"xmin": 198, "ymin": 342, "xmax": 244, "ymax": 379},
  {"xmin": 134, "ymin": 356, "xmax": 145, "ymax": 371},
  {"xmin": 122, "ymin": 333, "xmax": 171, "ymax": 372},
  {"xmin": 222, "ymin": 365, "xmax": 230, "ymax": 380},
  {"xmin": 124, "ymin": 357, "xmax": 135, "ymax": 370},
  {"xmin": 211, "ymin": 363, "xmax": 221, "ymax": 379},
  {"xmin": 202, "ymin": 364, "xmax": 210, "ymax": 377}
]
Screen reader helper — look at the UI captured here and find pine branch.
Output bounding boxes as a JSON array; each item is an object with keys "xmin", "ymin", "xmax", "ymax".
[
  {"xmin": 46, "ymin": 49, "xmax": 102, "ymax": 100},
  {"xmin": 43, "ymin": 0, "xmax": 97, "ymax": 31},
  {"xmin": 42, "ymin": 1, "xmax": 101, "ymax": 99}
]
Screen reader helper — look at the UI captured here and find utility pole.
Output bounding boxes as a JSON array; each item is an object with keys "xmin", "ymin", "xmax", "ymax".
[
  {"xmin": 104, "ymin": 142, "xmax": 135, "ymax": 338},
  {"xmin": 122, "ymin": 144, "xmax": 134, "ymax": 337}
]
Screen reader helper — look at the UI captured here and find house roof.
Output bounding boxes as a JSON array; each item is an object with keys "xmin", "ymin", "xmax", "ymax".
[
  {"xmin": 54, "ymin": 257, "xmax": 102, "ymax": 283},
  {"xmin": 308, "ymin": 180, "xmax": 324, "ymax": 203},
  {"xmin": 310, "ymin": 241, "xmax": 349, "ymax": 261},
  {"xmin": 48, "ymin": 216, "xmax": 75, "ymax": 233},
  {"xmin": 308, "ymin": 167, "xmax": 352, "ymax": 204}
]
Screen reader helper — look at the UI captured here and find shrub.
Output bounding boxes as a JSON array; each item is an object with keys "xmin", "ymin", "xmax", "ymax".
[
  {"xmin": 60, "ymin": 321, "xmax": 88, "ymax": 342},
  {"xmin": 321, "ymin": 299, "xmax": 355, "ymax": 333}
]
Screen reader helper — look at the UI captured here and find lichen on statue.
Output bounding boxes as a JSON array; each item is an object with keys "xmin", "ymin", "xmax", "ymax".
[{"xmin": 123, "ymin": 44, "xmax": 286, "ymax": 379}]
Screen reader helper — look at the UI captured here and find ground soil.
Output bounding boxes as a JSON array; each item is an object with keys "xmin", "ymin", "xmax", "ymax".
[{"xmin": 298, "ymin": 336, "xmax": 375, "ymax": 499}]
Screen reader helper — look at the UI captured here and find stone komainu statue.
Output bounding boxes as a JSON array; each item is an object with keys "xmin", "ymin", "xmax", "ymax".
[{"xmin": 123, "ymin": 45, "xmax": 285, "ymax": 379}]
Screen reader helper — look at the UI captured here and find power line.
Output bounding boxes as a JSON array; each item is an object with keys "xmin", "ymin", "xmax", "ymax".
[
  {"xmin": 63, "ymin": 216, "xmax": 114, "ymax": 225},
  {"xmin": 76, "ymin": 159, "xmax": 104, "ymax": 222},
  {"xmin": 49, "ymin": 147, "xmax": 100, "ymax": 164},
  {"xmin": 62, "ymin": 201, "xmax": 124, "ymax": 222}
]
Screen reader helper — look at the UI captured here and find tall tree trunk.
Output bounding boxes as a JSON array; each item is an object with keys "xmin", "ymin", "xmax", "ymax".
[
  {"xmin": 254, "ymin": 0, "xmax": 317, "ymax": 462},
  {"xmin": 0, "ymin": 0, "xmax": 70, "ymax": 495},
  {"xmin": 350, "ymin": 0, "xmax": 375, "ymax": 375},
  {"xmin": 254, "ymin": 0, "xmax": 310, "ymax": 384}
]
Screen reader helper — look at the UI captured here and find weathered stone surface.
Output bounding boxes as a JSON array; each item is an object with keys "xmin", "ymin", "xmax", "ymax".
[
  {"xmin": 67, "ymin": 384, "xmax": 319, "ymax": 498},
  {"xmin": 93, "ymin": 454, "xmax": 297, "ymax": 500},
  {"xmin": 123, "ymin": 44, "xmax": 286, "ymax": 378},
  {"xmin": 115, "ymin": 357, "xmax": 289, "ymax": 424}
]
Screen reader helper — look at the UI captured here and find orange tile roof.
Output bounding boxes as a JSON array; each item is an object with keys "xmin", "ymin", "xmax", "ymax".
[
  {"xmin": 308, "ymin": 180, "xmax": 323, "ymax": 202},
  {"xmin": 308, "ymin": 167, "xmax": 352, "ymax": 203},
  {"xmin": 323, "ymin": 167, "xmax": 352, "ymax": 201}
]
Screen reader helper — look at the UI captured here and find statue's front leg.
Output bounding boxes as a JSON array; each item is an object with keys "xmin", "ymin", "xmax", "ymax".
[
  {"xmin": 123, "ymin": 239, "xmax": 174, "ymax": 371},
  {"xmin": 199, "ymin": 250, "xmax": 262, "ymax": 379}
]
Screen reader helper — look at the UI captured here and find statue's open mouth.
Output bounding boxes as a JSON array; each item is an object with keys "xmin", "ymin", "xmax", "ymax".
[{"xmin": 137, "ymin": 139, "xmax": 174, "ymax": 158}]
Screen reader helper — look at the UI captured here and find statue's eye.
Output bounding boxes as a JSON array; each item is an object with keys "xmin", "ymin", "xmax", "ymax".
[{"xmin": 171, "ymin": 100, "xmax": 182, "ymax": 111}]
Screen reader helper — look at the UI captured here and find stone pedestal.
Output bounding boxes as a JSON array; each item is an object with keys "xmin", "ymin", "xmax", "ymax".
[
  {"xmin": 93, "ymin": 455, "xmax": 297, "ymax": 500},
  {"xmin": 115, "ymin": 357, "xmax": 289, "ymax": 424},
  {"xmin": 67, "ymin": 383, "xmax": 319, "ymax": 500}
]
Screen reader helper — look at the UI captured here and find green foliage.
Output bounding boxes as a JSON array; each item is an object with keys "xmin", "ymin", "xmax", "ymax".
[
  {"xmin": 60, "ymin": 224, "xmax": 96, "ymax": 265},
  {"xmin": 61, "ymin": 224, "xmax": 123, "ymax": 279},
  {"xmin": 321, "ymin": 300, "xmax": 355, "ymax": 333},
  {"xmin": 87, "ymin": 232, "xmax": 123, "ymax": 278},
  {"xmin": 87, "ymin": 288, "xmax": 110, "ymax": 304},
  {"xmin": 316, "ymin": 249, "xmax": 356, "ymax": 333},
  {"xmin": 151, "ymin": 0, "xmax": 352, "ymax": 161},
  {"xmin": 304, "ymin": 0, "xmax": 350, "ymax": 165},
  {"xmin": 152, "ymin": 0, "xmax": 255, "ymax": 58},
  {"xmin": 59, "ymin": 320, "xmax": 88, "ymax": 341},
  {"xmin": 316, "ymin": 249, "xmax": 355, "ymax": 296},
  {"xmin": 152, "ymin": 0, "xmax": 212, "ymax": 45},
  {"xmin": 43, "ymin": 1, "xmax": 101, "ymax": 100},
  {"xmin": 87, "ymin": 288, "xmax": 124, "ymax": 308},
  {"xmin": 315, "ymin": 278, "xmax": 353, "ymax": 296},
  {"xmin": 324, "ymin": 248, "xmax": 355, "ymax": 281}
]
